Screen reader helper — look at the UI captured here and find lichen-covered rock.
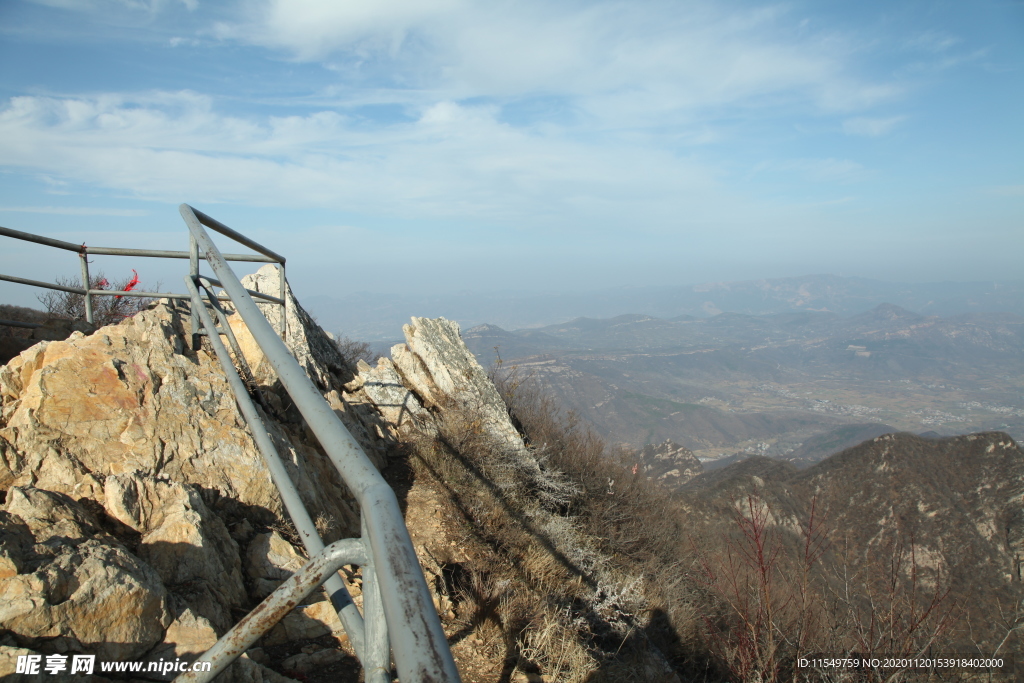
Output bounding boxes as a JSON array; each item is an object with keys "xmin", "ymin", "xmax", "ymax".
[
  {"xmin": 260, "ymin": 601, "xmax": 343, "ymax": 646},
  {"xmin": 104, "ymin": 471, "xmax": 245, "ymax": 632},
  {"xmin": 230, "ymin": 264, "xmax": 346, "ymax": 393},
  {"xmin": 0, "ymin": 490, "xmax": 170, "ymax": 661},
  {"xmin": 143, "ymin": 605, "xmax": 219, "ymax": 679},
  {"xmin": 385, "ymin": 317, "xmax": 527, "ymax": 456},
  {"xmin": 639, "ymin": 439, "xmax": 703, "ymax": 487},
  {"xmin": 0, "ymin": 297, "xmax": 388, "ymax": 543},
  {"xmin": 0, "ymin": 306, "xmax": 281, "ymax": 514},
  {"xmin": 224, "ymin": 653, "xmax": 300, "ymax": 683},
  {"xmin": 0, "ymin": 510, "xmax": 35, "ymax": 579},
  {"xmin": 358, "ymin": 357, "xmax": 434, "ymax": 436}
]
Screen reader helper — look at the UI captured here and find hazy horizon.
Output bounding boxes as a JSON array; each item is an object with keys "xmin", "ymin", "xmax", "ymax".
[{"xmin": 1, "ymin": 0, "xmax": 1022, "ymax": 309}]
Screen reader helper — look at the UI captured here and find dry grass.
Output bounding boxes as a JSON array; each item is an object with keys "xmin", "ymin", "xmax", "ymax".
[{"xmin": 394, "ymin": 359, "xmax": 977, "ymax": 682}]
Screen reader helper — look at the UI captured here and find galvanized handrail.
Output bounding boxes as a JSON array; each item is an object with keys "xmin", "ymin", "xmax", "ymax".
[
  {"xmin": 2, "ymin": 211, "xmax": 461, "ymax": 681},
  {"xmin": 176, "ymin": 538, "xmax": 369, "ymax": 683},
  {"xmin": 0, "ymin": 224, "xmax": 285, "ymax": 325},
  {"xmin": 179, "ymin": 204, "xmax": 460, "ymax": 682}
]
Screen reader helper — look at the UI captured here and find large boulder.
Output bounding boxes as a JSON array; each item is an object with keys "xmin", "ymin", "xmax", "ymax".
[
  {"xmin": 0, "ymin": 306, "xmax": 282, "ymax": 515},
  {"xmin": 0, "ymin": 488, "xmax": 171, "ymax": 661},
  {"xmin": 0, "ymin": 298, "xmax": 387, "ymax": 542},
  {"xmin": 389, "ymin": 317, "xmax": 526, "ymax": 455},
  {"xmin": 104, "ymin": 471, "xmax": 246, "ymax": 632}
]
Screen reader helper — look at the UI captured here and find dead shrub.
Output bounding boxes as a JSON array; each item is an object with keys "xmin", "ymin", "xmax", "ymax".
[{"xmin": 37, "ymin": 270, "xmax": 158, "ymax": 326}]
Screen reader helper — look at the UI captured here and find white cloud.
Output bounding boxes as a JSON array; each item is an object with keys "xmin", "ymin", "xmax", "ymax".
[
  {"xmin": 904, "ymin": 30, "xmax": 960, "ymax": 54},
  {"xmin": 216, "ymin": 0, "xmax": 901, "ymax": 121},
  {"xmin": 29, "ymin": 0, "xmax": 196, "ymax": 11},
  {"xmin": 756, "ymin": 158, "xmax": 867, "ymax": 184},
  {"xmin": 841, "ymin": 115, "xmax": 907, "ymax": 137},
  {"xmin": 0, "ymin": 91, "xmax": 748, "ymax": 232}
]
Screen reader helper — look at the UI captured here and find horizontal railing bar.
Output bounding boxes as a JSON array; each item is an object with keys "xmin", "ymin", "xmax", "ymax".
[
  {"xmin": 1, "ymin": 273, "xmax": 87, "ymax": 294},
  {"xmin": 0, "ymin": 225, "xmax": 82, "ymax": 252},
  {"xmin": 1, "ymin": 273, "xmax": 281, "ymax": 305},
  {"xmin": 0, "ymin": 319, "xmax": 42, "ymax": 329},
  {"xmin": 85, "ymin": 247, "xmax": 277, "ymax": 263},
  {"xmin": 187, "ymin": 205, "xmax": 286, "ymax": 265},
  {"xmin": 87, "ymin": 288, "xmax": 176, "ymax": 299},
  {"xmin": 1, "ymin": 226, "xmax": 277, "ymax": 263},
  {"xmin": 176, "ymin": 538, "xmax": 368, "ymax": 683}
]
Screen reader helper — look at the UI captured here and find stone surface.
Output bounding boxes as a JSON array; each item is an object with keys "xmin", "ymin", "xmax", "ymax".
[
  {"xmin": 0, "ymin": 296, "xmax": 388, "ymax": 548},
  {"xmin": 390, "ymin": 317, "xmax": 528, "ymax": 456},
  {"xmin": 639, "ymin": 439, "xmax": 703, "ymax": 486},
  {"xmin": 358, "ymin": 357, "xmax": 434, "ymax": 436},
  {"xmin": 143, "ymin": 605, "xmax": 219, "ymax": 680},
  {"xmin": 0, "ymin": 490, "xmax": 170, "ymax": 661},
  {"xmin": 104, "ymin": 471, "xmax": 245, "ymax": 632},
  {"xmin": 244, "ymin": 530, "xmax": 306, "ymax": 600},
  {"xmin": 280, "ymin": 648, "xmax": 345, "ymax": 673},
  {"xmin": 232, "ymin": 264, "xmax": 346, "ymax": 393},
  {"xmin": 0, "ymin": 510, "xmax": 36, "ymax": 581},
  {"xmin": 4, "ymin": 486, "xmax": 102, "ymax": 545},
  {"xmin": 260, "ymin": 601, "xmax": 342, "ymax": 646},
  {"xmin": 0, "ymin": 306, "xmax": 282, "ymax": 514}
]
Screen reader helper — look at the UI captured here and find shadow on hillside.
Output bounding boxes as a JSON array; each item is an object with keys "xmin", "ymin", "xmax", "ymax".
[
  {"xmin": 434, "ymin": 432, "xmax": 596, "ymax": 589},
  {"xmin": 400, "ymin": 430, "xmax": 699, "ymax": 681}
]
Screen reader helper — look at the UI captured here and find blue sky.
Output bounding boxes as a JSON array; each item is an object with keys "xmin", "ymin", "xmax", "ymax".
[{"xmin": 0, "ymin": 0, "xmax": 1021, "ymax": 309}]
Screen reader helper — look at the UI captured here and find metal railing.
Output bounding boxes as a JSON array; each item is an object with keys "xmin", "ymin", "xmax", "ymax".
[
  {"xmin": 178, "ymin": 204, "xmax": 459, "ymax": 682},
  {"xmin": 0, "ymin": 208, "xmax": 461, "ymax": 682},
  {"xmin": 0, "ymin": 224, "xmax": 284, "ymax": 328}
]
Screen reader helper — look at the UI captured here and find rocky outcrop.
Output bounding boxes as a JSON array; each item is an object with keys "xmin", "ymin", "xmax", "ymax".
[
  {"xmin": 0, "ymin": 277, "xmax": 398, "ymax": 676},
  {"xmin": 0, "ymin": 318, "xmax": 96, "ymax": 367},
  {"xmin": 391, "ymin": 317, "xmax": 528, "ymax": 455},
  {"xmin": 357, "ymin": 317, "xmax": 680, "ymax": 682},
  {"xmin": 245, "ymin": 530, "xmax": 306, "ymax": 600},
  {"xmin": 638, "ymin": 439, "xmax": 703, "ymax": 487},
  {"xmin": 104, "ymin": 471, "xmax": 246, "ymax": 631},
  {"xmin": 1, "ymin": 280, "xmax": 678, "ymax": 680},
  {"xmin": 0, "ymin": 487, "xmax": 171, "ymax": 661}
]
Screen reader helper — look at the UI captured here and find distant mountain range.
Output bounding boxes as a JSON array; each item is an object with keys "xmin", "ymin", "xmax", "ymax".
[
  {"xmin": 463, "ymin": 302, "xmax": 1024, "ymax": 460},
  {"xmin": 306, "ymin": 274, "xmax": 1024, "ymax": 341},
  {"xmin": 679, "ymin": 430, "xmax": 1024, "ymax": 656}
]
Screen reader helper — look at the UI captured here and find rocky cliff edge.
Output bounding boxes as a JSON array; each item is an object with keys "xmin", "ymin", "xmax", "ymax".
[{"xmin": 1, "ymin": 265, "xmax": 675, "ymax": 682}]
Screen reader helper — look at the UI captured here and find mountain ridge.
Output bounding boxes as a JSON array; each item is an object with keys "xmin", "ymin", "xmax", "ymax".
[{"xmin": 306, "ymin": 274, "xmax": 1024, "ymax": 341}]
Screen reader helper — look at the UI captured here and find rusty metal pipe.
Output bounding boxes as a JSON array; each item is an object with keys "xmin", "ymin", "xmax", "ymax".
[
  {"xmin": 183, "ymin": 275, "xmax": 367, "ymax": 659},
  {"xmin": 176, "ymin": 539, "xmax": 367, "ymax": 683},
  {"xmin": 179, "ymin": 203, "xmax": 461, "ymax": 682}
]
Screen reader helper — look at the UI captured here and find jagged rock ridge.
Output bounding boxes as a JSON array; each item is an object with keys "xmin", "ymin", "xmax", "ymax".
[
  {"xmin": 1, "ymin": 269, "xmax": 678, "ymax": 681},
  {"xmin": 0, "ymin": 266, "xmax": 398, "ymax": 681}
]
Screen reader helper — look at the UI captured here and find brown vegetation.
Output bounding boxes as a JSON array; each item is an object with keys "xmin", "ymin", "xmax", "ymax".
[
  {"xmin": 397, "ymin": 357, "xmax": 1013, "ymax": 682},
  {"xmin": 37, "ymin": 270, "xmax": 156, "ymax": 326}
]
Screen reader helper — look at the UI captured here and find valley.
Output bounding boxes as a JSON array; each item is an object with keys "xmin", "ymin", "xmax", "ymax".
[{"xmin": 462, "ymin": 305, "xmax": 1024, "ymax": 465}]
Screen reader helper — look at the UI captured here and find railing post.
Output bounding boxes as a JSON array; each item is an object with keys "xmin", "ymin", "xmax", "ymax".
[
  {"xmin": 279, "ymin": 263, "xmax": 287, "ymax": 342},
  {"xmin": 189, "ymin": 235, "xmax": 201, "ymax": 350},
  {"xmin": 362, "ymin": 516, "xmax": 392, "ymax": 683},
  {"xmin": 78, "ymin": 250, "xmax": 93, "ymax": 324},
  {"xmin": 179, "ymin": 203, "xmax": 461, "ymax": 682}
]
